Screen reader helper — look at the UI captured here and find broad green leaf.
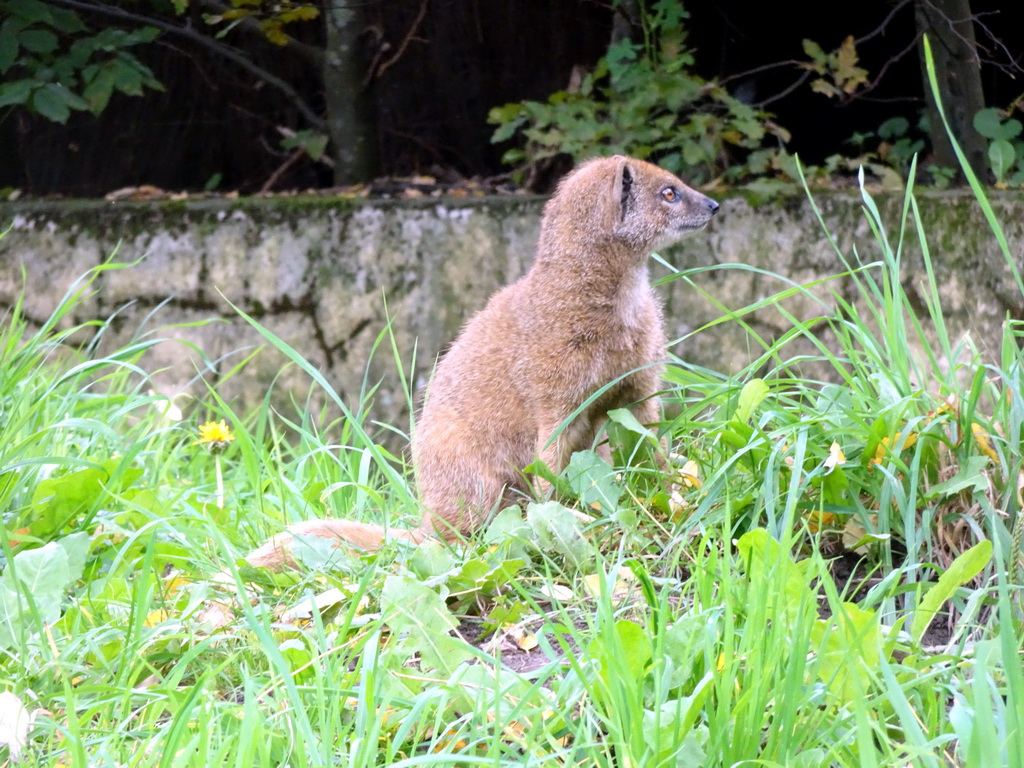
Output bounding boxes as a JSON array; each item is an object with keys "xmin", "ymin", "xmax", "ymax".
[
  {"xmin": 17, "ymin": 28, "xmax": 57, "ymax": 54},
  {"xmin": 482, "ymin": 596, "xmax": 528, "ymax": 633},
  {"xmin": 458, "ymin": 558, "xmax": 523, "ymax": 595},
  {"xmin": 301, "ymin": 133, "xmax": 328, "ymax": 161},
  {"xmin": 526, "ymin": 501, "xmax": 590, "ymax": 570},
  {"xmin": 877, "ymin": 116, "xmax": 909, "ymax": 141},
  {"xmin": 82, "ymin": 65, "xmax": 115, "ymax": 114},
  {"xmin": 642, "ymin": 706, "xmax": 708, "ymax": 765},
  {"xmin": 57, "ymin": 532, "xmax": 90, "ymax": 583},
  {"xmin": 7, "ymin": 0, "xmax": 53, "ymax": 24},
  {"xmin": 973, "ymin": 107, "xmax": 1020, "ymax": 141},
  {"xmin": 4, "ymin": 541, "xmax": 71, "ymax": 624},
  {"xmin": 445, "ymin": 663, "xmax": 531, "ymax": 723},
  {"xmin": 911, "ymin": 540, "xmax": 992, "ymax": 643},
  {"xmin": 31, "ymin": 459, "xmax": 143, "ymax": 537},
  {"xmin": 592, "ymin": 618, "xmax": 650, "ymax": 689},
  {"xmin": 736, "ymin": 528, "xmax": 813, "ymax": 617},
  {"xmin": 483, "ymin": 506, "xmax": 531, "ymax": 561},
  {"xmin": 605, "ymin": 407, "xmax": 656, "ymax": 439},
  {"xmin": 127, "ymin": 26, "xmax": 160, "ymax": 45},
  {"xmin": 972, "ymin": 107, "xmax": 1001, "ymax": 139},
  {"xmin": 0, "ymin": 28, "xmax": 18, "ymax": 72},
  {"xmin": 801, "ymin": 38, "xmax": 827, "ymax": 65},
  {"xmin": 0, "ymin": 78, "xmax": 33, "ymax": 107},
  {"xmin": 108, "ymin": 58, "xmax": 144, "ymax": 96},
  {"xmin": 924, "ymin": 455, "xmax": 989, "ymax": 500},
  {"xmin": 734, "ymin": 377, "xmax": 768, "ymax": 423},
  {"xmin": 663, "ymin": 613, "xmax": 702, "ymax": 674},
  {"xmin": 380, "ymin": 574, "xmax": 468, "ymax": 674},
  {"xmin": 641, "ymin": 670, "xmax": 713, "ymax": 763},
  {"xmin": 565, "ymin": 450, "xmax": 621, "ymax": 515},
  {"xmin": 811, "ymin": 602, "xmax": 882, "ymax": 703},
  {"xmin": 444, "ymin": 558, "xmax": 490, "ymax": 592},
  {"xmin": 30, "ymin": 82, "xmax": 84, "ymax": 123},
  {"xmin": 408, "ymin": 539, "xmax": 453, "ymax": 581},
  {"xmin": 46, "ymin": 6, "xmax": 86, "ymax": 33},
  {"xmin": 988, "ymin": 139, "xmax": 1015, "ymax": 182}
]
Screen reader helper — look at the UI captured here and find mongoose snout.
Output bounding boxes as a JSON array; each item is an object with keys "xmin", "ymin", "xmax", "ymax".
[{"xmin": 246, "ymin": 154, "xmax": 717, "ymax": 570}]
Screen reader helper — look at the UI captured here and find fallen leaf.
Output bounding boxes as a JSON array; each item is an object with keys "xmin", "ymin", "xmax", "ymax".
[
  {"xmin": 668, "ymin": 490, "xmax": 689, "ymax": 521},
  {"xmin": 870, "ymin": 431, "xmax": 917, "ymax": 465},
  {"xmin": 805, "ymin": 510, "xmax": 837, "ymax": 533},
  {"xmin": 500, "ymin": 624, "xmax": 539, "ymax": 652},
  {"xmin": 104, "ymin": 184, "xmax": 168, "ymax": 201},
  {"xmin": 971, "ymin": 422, "xmax": 1000, "ymax": 463},
  {"xmin": 537, "ymin": 583, "xmax": 573, "ymax": 603},
  {"xmin": 196, "ymin": 601, "xmax": 234, "ymax": 630},
  {"xmin": 582, "ymin": 568, "xmax": 636, "ymax": 603},
  {"xmin": 824, "ymin": 441, "xmax": 846, "ymax": 472}
]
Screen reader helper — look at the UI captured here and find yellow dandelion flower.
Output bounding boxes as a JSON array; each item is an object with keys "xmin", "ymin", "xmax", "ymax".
[{"xmin": 195, "ymin": 420, "xmax": 235, "ymax": 451}]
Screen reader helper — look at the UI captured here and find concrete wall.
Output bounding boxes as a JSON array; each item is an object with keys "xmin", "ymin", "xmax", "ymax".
[{"xmin": 1, "ymin": 190, "xmax": 1021, "ymax": 435}]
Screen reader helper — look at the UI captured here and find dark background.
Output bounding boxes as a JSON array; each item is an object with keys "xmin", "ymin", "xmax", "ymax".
[{"xmin": 3, "ymin": 0, "xmax": 1022, "ymax": 196}]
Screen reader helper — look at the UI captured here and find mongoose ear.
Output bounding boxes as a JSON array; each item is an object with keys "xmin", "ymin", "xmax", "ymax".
[{"xmin": 602, "ymin": 156, "xmax": 634, "ymax": 230}]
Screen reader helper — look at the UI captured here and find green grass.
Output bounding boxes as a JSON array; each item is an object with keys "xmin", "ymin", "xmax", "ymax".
[{"xmin": 2, "ymin": 43, "xmax": 1023, "ymax": 768}]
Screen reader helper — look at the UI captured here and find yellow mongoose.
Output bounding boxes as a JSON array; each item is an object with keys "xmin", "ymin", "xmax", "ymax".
[{"xmin": 247, "ymin": 155, "xmax": 719, "ymax": 569}]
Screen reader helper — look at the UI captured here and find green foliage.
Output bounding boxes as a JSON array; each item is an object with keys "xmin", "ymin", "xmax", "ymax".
[
  {"xmin": 973, "ymin": 106, "xmax": 1024, "ymax": 185},
  {"xmin": 279, "ymin": 128, "xmax": 329, "ymax": 161},
  {"xmin": 2, "ymin": 50, "xmax": 1024, "ymax": 761},
  {"xmin": 910, "ymin": 540, "xmax": 992, "ymax": 643},
  {"xmin": 488, "ymin": 0, "xmax": 788, "ymax": 184},
  {"xmin": 201, "ymin": 0, "xmax": 319, "ymax": 46},
  {"xmin": 0, "ymin": 0, "xmax": 163, "ymax": 122},
  {"xmin": 0, "ymin": 533, "xmax": 87, "ymax": 648}
]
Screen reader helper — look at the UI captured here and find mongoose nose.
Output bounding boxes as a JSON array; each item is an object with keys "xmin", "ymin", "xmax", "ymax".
[{"xmin": 706, "ymin": 197, "xmax": 720, "ymax": 215}]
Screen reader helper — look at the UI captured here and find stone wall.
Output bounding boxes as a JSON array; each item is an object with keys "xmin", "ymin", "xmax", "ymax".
[{"xmin": 1, "ymin": 189, "xmax": 1022, "ymax": 435}]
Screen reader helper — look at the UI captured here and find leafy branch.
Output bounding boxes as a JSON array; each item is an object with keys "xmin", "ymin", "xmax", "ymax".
[{"xmin": 47, "ymin": 0, "xmax": 326, "ymax": 130}]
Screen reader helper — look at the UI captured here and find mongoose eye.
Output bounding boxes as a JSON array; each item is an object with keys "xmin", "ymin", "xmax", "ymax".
[{"xmin": 661, "ymin": 187, "xmax": 678, "ymax": 202}]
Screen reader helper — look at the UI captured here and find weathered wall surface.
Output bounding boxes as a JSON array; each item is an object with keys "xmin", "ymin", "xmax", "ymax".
[{"xmin": 1, "ymin": 191, "xmax": 1022, "ymax": 435}]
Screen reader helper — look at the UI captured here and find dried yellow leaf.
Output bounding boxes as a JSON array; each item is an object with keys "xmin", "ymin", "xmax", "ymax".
[
  {"xmin": 515, "ymin": 632, "xmax": 538, "ymax": 652},
  {"xmin": 870, "ymin": 431, "xmax": 917, "ymax": 465},
  {"xmin": 824, "ymin": 441, "xmax": 846, "ymax": 472},
  {"xmin": 582, "ymin": 569, "xmax": 635, "ymax": 603},
  {"xmin": 972, "ymin": 422, "xmax": 1000, "ymax": 463},
  {"xmin": 668, "ymin": 490, "xmax": 689, "ymax": 522},
  {"xmin": 678, "ymin": 458, "xmax": 702, "ymax": 489},
  {"xmin": 805, "ymin": 509, "xmax": 837, "ymax": 533}
]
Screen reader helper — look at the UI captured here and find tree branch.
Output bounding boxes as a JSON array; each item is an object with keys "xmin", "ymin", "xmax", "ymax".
[
  {"xmin": 48, "ymin": 0, "xmax": 326, "ymax": 131},
  {"xmin": 725, "ymin": 0, "xmax": 915, "ymax": 108},
  {"xmin": 918, "ymin": 0, "xmax": 1024, "ymax": 76},
  {"xmin": 372, "ymin": 0, "xmax": 428, "ymax": 81}
]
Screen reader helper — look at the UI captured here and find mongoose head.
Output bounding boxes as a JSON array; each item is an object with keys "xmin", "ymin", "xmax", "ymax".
[{"xmin": 540, "ymin": 155, "xmax": 719, "ymax": 258}]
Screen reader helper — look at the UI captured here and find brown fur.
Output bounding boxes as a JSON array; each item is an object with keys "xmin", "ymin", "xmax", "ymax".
[{"xmin": 246, "ymin": 155, "xmax": 719, "ymax": 569}]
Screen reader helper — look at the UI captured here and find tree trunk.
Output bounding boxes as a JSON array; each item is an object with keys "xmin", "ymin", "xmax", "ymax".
[
  {"xmin": 322, "ymin": 3, "xmax": 377, "ymax": 185},
  {"xmin": 915, "ymin": 0, "xmax": 988, "ymax": 181}
]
